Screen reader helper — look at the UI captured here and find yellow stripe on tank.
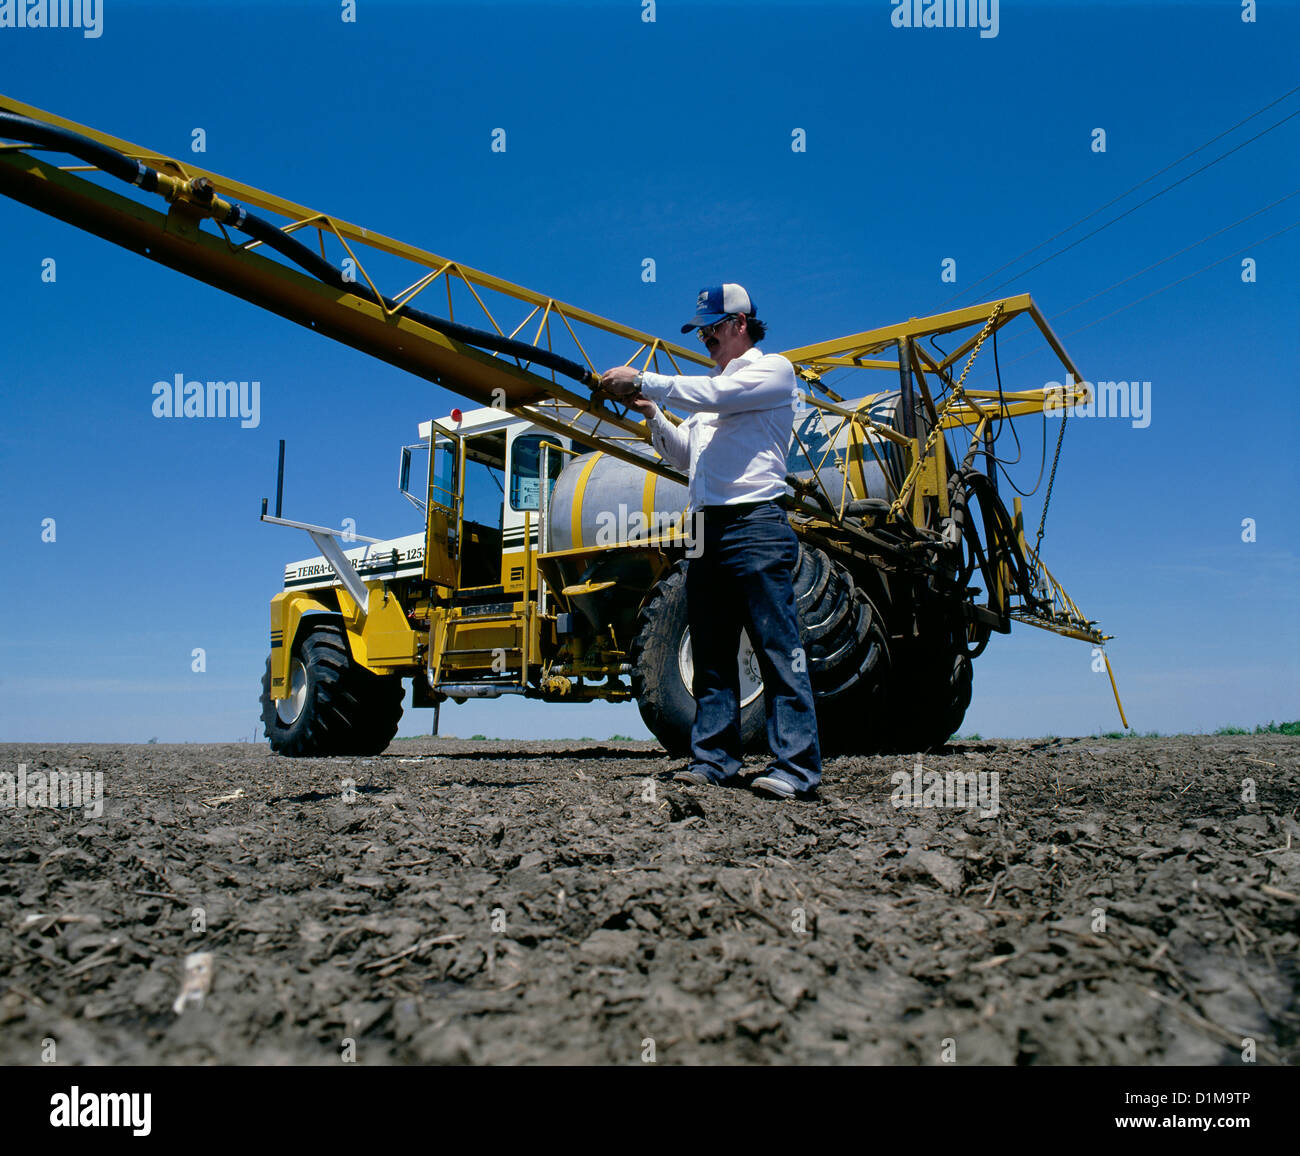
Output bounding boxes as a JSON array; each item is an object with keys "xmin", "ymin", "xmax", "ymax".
[
  {"xmin": 570, "ymin": 452, "xmax": 603, "ymax": 549},
  {"xmin": 641, "ymin": 464, "xmax": 658, "ymax": 539}
]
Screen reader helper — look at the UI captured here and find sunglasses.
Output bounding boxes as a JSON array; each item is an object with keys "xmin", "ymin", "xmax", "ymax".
[{"xmin": 698, "ymin": 315, "xmax": 736, "ymax": 342}]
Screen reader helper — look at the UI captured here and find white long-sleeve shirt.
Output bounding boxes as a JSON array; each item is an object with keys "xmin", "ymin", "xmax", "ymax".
[{"xmin": 637, "ymin": 346, "xmax": 797, "ymax": 511}]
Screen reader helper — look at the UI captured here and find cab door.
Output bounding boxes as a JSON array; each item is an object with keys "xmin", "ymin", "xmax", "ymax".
[
  {"xmin": 423, "ymin": 420, "xmax": 461, "ymax": 588},
  {"xmin": 503, "ymin": 431, "xmax": 569, "ymax": 590}
]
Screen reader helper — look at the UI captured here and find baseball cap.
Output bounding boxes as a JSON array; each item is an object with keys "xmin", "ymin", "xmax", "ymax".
[{"xmin": 681, "ymin": 284, "xmax": 756, "ymax": 333}]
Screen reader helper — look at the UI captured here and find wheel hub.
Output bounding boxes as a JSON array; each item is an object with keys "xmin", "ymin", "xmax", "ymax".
[
  {"xmin": 678, "ymin": 628, "xmax": 764, "ymax": 708},
  {"xmin": 277, "ymin": 658, "xmax": 308, "ymax": 725}
]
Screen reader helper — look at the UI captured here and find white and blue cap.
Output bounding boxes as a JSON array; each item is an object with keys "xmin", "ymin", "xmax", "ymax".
[{"xmin": 681, "ymin": 283, "xmax": 755, "ymax": 333}]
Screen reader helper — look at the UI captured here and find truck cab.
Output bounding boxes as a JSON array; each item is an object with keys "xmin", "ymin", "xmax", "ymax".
[{"xmin": 402, "ymin": 407, "xmax": 573, "ymax": 595}]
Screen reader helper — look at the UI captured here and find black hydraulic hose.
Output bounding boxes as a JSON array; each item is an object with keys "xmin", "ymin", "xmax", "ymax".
[
  {"xmin": 231, "ymin": 208, "xmax": 597, "ymax": 384},
  {"xmin": 959, "ymin": 468, "xmax": 1037, "ymax": 600},
  {"xmin": 403, "ymin": 303, "xmax": 598, "ymax": 387},
  {"xmin": 785, "ymin": 474, "xmax": 839, "ymax": 521},
  {"xmin": 0, "ymin": 112, "xmax": 598, "ymax": 388},
  {"xmin": 0, "ymin": 112, "xmax": 162, "ymax": 191},
  {"xmin": 0, "ymin": 114, "xmax": 372, "ymax": 311}
]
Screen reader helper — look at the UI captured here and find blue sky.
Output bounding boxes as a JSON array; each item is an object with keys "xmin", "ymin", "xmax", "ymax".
[{"xmin": 1, "ymin": 0, "xmax": 1296, "ymax": 742}]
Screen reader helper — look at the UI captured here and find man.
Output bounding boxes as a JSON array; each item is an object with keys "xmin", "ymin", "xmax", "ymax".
[{"xmin": 599, "ymin": 284, "xmax": 821, "ymax": 800}]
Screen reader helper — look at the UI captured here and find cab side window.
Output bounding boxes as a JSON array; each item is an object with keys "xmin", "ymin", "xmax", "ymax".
[{"xmin": 509, "ymin": 435, "xmax": 564, "ymax": 510}]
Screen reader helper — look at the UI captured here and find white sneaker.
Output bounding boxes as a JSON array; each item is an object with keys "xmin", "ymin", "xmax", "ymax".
[{"xmin": 750, "ymin": 775, "xmax": 797, "ymax": 800}]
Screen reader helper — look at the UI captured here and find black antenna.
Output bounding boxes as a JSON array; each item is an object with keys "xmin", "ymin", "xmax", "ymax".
[{"xmin": 275, "ymin": 440, "xmax": 285, "ymax": 517}]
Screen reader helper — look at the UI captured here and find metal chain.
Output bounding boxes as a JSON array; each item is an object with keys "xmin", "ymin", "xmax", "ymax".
[
  {"xmin": 1033, "ymin": 400, "xmax": 1068, "ymax": 560},
  {"xmin": 889, "ymin": 301, "xmax": 1005, "ymax": 517}
]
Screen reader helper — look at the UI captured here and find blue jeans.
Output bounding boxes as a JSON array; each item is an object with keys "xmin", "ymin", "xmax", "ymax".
[{"xmin": 685, "ymin": 501, "xmax": 821, "ymax": 790}]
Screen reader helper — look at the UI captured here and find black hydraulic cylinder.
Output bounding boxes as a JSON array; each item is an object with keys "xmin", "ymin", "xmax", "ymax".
[
  {"xmin": 898, "ymin": 339, "xmax": 916, "ymax": 440},
  {"xmin": 985, "ymin": 421, "xmax": 997, "ymax": 493}
]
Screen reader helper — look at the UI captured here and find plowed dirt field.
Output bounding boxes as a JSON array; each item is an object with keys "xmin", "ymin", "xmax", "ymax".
[{"xmin": 1, "ymin": 735, "xmax": 1296, "ymax": 1065}]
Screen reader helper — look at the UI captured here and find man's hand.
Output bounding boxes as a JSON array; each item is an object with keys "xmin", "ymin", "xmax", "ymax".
[{"xmin": 598, "ymin": 365, "xmax": 640, "ymax": 399}]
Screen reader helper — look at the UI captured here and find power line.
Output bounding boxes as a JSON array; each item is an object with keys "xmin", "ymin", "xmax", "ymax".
[
  {"xmin": 934, "ymin": 84, "xmax": 1300, "ymax": 310},
  {"xmin": 960, "ymin": 108, "xmax": 1300, "ymax": 303},
  {"xmin": 1049, "ymin": 189, "xmax": 1298, "ymax": 320},
  {"xmin": 1056, "ymin": 221, "xmax": 1298, "ymax": 340},
  {"xmin": 983, "ymin": 188, "xmax": 1298, "ymax": 357},
  {"xmin": 999, "ymin": 220, "xmax": 1299, "ymax": 369}
]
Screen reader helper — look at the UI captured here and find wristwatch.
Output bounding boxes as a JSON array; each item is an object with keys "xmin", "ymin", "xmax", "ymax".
[{"xmin": 633, "ymin": 370, "xmax": 644, "ymax": 393}]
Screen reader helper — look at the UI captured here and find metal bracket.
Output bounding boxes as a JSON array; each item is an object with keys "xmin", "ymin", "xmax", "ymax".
[
  {"xmin": 308, "ymin": 529, "xmax": 372, "ymax": 616},
  {"xmin": 258, "ymin": 439, "xmax": 377, "ymax": 616}
]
